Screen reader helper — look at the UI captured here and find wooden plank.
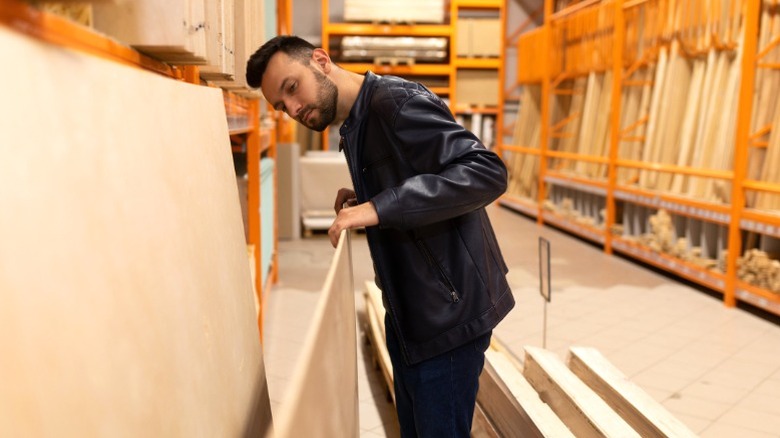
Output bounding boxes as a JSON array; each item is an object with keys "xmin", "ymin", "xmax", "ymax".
[
  {"xmin": 639, "ymin": 45, "xmax": 668, "ymax": 189},
  {"xmin": 478, "ymin": 346, "xmax": 575, "ymax": 438},
  {"xmin": 689, "ymin": 49, "xmax": 729, "ymax": 199},
  {"xmin": 471, "ymin": 402, "xmax": 500, "ymax": 438},
  {"xmin": 523, "ymin": 347, "xmax": 640, "ymax": 437},
  {"xmin": 568, "ymin": 347, "xmax": 697, "ymax": 438},
  {"xmin": 212, "ymin": 0, "xmax": 265, "ymax": 92},
  {"xmin": 707, "ymin": 21, "xmax": 745, "ymax": 204},
  {"xmin": 364, "ymin": 281, "xmax": 395, "ymax": 404},
  {"xmin": 0, "ymin": 26, "xmax": 270, "ymax": 436},
  {"xmin": 654, "ymin": 40, "xmax": 691, "ymax": 192},
  {"xmin": 558, "ymin": 77, "xmax": 586, "ymax": 174},
  {"xmin": 685, "ymin": 48, "xmax": 718, "ymax": 198},
  {"xmin": 507, "ymin": 85, "xmax": 542, "ymax": 200},
  {"xmin": 273, "ymin": 232, "xmax": 358, "ymax": 438},
  {"xmin": 574, "ymin": 71, "xmax": 601, "ymax": 177},
  {"xmin": 201, "ymin": 0, "xmax": 236, "ymax": 80},
  {"xmin": 669, "ymin": 57, "xmax": 705, "ymax": 194}
]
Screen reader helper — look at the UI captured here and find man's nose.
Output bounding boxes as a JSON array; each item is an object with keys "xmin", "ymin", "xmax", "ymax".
[{"xmin": 286, "ymin": 99, "xmax": 303, "ymax": 118}]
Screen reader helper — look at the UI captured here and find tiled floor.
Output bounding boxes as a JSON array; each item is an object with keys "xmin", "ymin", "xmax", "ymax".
[{"xmin": 263, "ymin": 204, "xmax": 780, "ymax": 437}]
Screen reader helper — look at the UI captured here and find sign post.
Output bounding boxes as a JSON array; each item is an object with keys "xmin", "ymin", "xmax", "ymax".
[{"xmin": 539, "ymin": 237, "xmax": 551, "ymax": 348}]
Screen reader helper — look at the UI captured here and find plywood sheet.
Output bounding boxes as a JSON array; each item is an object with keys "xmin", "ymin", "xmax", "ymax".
[
  {"xmin": 0, "ymin": 26, "xmax": 270, "ymax": 436},
  {"xmin": 272, "ymin": 232, "xmax": 359, "ymax": 437}
]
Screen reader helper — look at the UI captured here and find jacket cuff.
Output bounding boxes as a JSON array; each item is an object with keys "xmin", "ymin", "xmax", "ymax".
[{"xmin": 371, "ymin": 189, "xmax": 403, "ymax": 229}]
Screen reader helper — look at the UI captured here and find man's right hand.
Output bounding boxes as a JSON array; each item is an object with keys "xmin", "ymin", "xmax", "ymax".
[{"xmin": 334, "ymin": 188, "xmax": 357, "ymax": 213}]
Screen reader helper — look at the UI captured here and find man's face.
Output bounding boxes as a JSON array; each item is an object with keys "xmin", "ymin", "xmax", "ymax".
[{"xmin": 260, "ymin": 51, "xmax": 338, "ymax": 132}]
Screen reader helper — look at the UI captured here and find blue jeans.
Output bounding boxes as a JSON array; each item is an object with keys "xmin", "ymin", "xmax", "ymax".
[{"xmin": 385, "ymin": 315, "xmax": 491, "ymax": 437}]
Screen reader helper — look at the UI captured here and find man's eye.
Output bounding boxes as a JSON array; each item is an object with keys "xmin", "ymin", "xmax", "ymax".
[{"xmin": 290, "ymin": 82, "xmax": 297, "ymax": 92}]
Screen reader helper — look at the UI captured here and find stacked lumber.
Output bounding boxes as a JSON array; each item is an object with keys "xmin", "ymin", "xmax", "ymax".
[
  {"xmin": 617, "ymin": 64, "xmax": 654, "ymax": 185},
  {"xmin": 748, "ymin": 1, "xmax": 780, "ymax": 209},
  {"xmin": 618, "ymin": 3, "xmax": 655, "ymax": 186},
  {"xmin": 506, "ymin": 85, "xmax": 543, "ymax": 201},
  {"xmin": 363, "ymin": 282, "xmax": 697, "ymax": 437},
  {"xmin": 549, "ymin": 77, "xmax": 586, "ymax": 175},
  {"xmin": 92, "ymin": 0, "xmax": 209, "ymax": 64},
  {"xmin": 546, "ymin": 2, "xmax": 614, "ymax": 182},
  {"xmin": 91, "ymin": 0, "xmax": 264, "ymax": 94},
  {"xmin": 570, "ymin": 71, "xmax": 613, "ymax": 180},
  {"xmin": 622, "ymin": 0, "xmax": 745, "ymax": 204}
]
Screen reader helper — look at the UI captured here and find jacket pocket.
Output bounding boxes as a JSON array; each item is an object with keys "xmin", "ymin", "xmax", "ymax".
[
  {"xmin": 414, "ymin": 239, "xmax": 460, "ymax": 303},
  {"xmin": 362, "ymin": 154, "xmax": 393, "ymax": 173}
]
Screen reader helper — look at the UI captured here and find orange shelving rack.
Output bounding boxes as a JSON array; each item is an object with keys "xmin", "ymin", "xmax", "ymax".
[
  {"xmin": 499, "ymin": 0, "xmax": 780, "ymax": 316},
  {"xmin": 319, "ymin": 0, "xmax": 505, "ymax": 150}
]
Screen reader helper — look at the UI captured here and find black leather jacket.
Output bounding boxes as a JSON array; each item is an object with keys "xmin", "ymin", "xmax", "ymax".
[{"xmin": 340, "ymin": 72, "xmax": 515, "ymax": 365}]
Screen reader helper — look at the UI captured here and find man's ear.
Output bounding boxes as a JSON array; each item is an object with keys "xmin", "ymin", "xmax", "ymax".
[{"xmin": 311, "ymin": 48, "xmax": 332, "ymax": 73}]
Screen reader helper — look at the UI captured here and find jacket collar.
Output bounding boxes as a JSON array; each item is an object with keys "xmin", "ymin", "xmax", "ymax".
[{"xmin": 340, "ymin": 71, "xmax": 378, "ymax": 143}]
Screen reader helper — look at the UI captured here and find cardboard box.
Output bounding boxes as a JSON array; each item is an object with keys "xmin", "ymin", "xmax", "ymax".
[
  {"xmin": 344, "ymin": 0, "xmax": 445, "ymax": 23},
  {"xmin": 457, "ymin": 18, "xmax": 501, "ymax": 58},
  {"xmin": 471, "ymin": 19, "xmax": 501, "ymax": 57},
  {"xmin": 457, "ymin": 19, "xmax": 473, "ymax": 57},
  {"xmin": 456, "ymin": 70, "xmax": 499, "ymax": 107}
]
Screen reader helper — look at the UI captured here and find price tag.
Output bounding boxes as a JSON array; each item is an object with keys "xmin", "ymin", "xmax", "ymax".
[{"xmin": 539, "ymin": 237, "xmax": 551, "ymax": 303}]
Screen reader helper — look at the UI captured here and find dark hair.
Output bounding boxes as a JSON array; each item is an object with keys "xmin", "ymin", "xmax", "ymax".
[{"xmin": 246, "ymin": 35, "xmax": 316, "ymax": 88}]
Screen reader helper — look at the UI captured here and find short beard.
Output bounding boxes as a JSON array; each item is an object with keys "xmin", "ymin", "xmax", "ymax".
[{"xmin": 307, "ymin": 67, "xmax": 339, "ymax": 132}]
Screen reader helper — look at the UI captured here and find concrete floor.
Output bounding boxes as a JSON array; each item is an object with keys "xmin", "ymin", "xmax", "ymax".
[{"xmin": 262, "ymin": 204, "xmax": 780, "ymax": 437}]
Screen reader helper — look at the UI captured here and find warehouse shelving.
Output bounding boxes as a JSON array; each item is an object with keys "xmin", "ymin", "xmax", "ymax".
[
  {"xmin": 319, "ymin": 0, "xmax": 505, "ymax": 149},
  {"xmin": 1, "ymin": 0, "xmax": 279, "ymax": 339},
  {"xmin": 499, "ymin": 0, "xmax": 780, "ymax": 316}
]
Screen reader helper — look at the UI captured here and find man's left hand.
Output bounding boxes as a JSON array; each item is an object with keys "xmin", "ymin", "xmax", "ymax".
[{"xmin": 328, "ymin": 201, "xmax": 379, "ymax": 248}]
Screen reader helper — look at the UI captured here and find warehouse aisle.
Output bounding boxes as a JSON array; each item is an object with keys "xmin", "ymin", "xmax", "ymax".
[{"xmin": 263, "ymin": 204, "xmax": 780, "ymax": 437}]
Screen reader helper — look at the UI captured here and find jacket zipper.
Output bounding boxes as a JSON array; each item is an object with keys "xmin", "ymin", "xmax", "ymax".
[{"xmin": 415, "ymin": 239, "xmax": 460, "ymax": 303}]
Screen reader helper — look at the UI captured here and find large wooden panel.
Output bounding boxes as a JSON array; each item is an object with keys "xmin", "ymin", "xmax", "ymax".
[
  {"xmin": 0, "ymin": 27, "xmax": 270, "ymax": 436},
  {"xmin": 272, "ymin": 232, "xmax": 359, "ymax": 437}
]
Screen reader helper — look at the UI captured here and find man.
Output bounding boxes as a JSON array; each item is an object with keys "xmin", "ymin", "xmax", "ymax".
[{"xmin": 247, "ymin": 36, "xmax": 514, "ymax": 437}]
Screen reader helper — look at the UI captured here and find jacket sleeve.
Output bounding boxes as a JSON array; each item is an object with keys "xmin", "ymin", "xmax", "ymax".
[{"xmin": 370, "ymin": 93, "xmax": 508, "ymax": 230}]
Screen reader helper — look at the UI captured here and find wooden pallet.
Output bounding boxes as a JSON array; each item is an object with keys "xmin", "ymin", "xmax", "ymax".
[{"xmin": 363, "ymin": 282, "xmax": 696, "ymax": 437}]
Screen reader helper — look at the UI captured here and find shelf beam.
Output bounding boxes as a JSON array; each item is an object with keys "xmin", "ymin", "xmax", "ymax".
[{"xmin": 726, "ymin": 0, "xmax": 761, "ymax": 308}]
